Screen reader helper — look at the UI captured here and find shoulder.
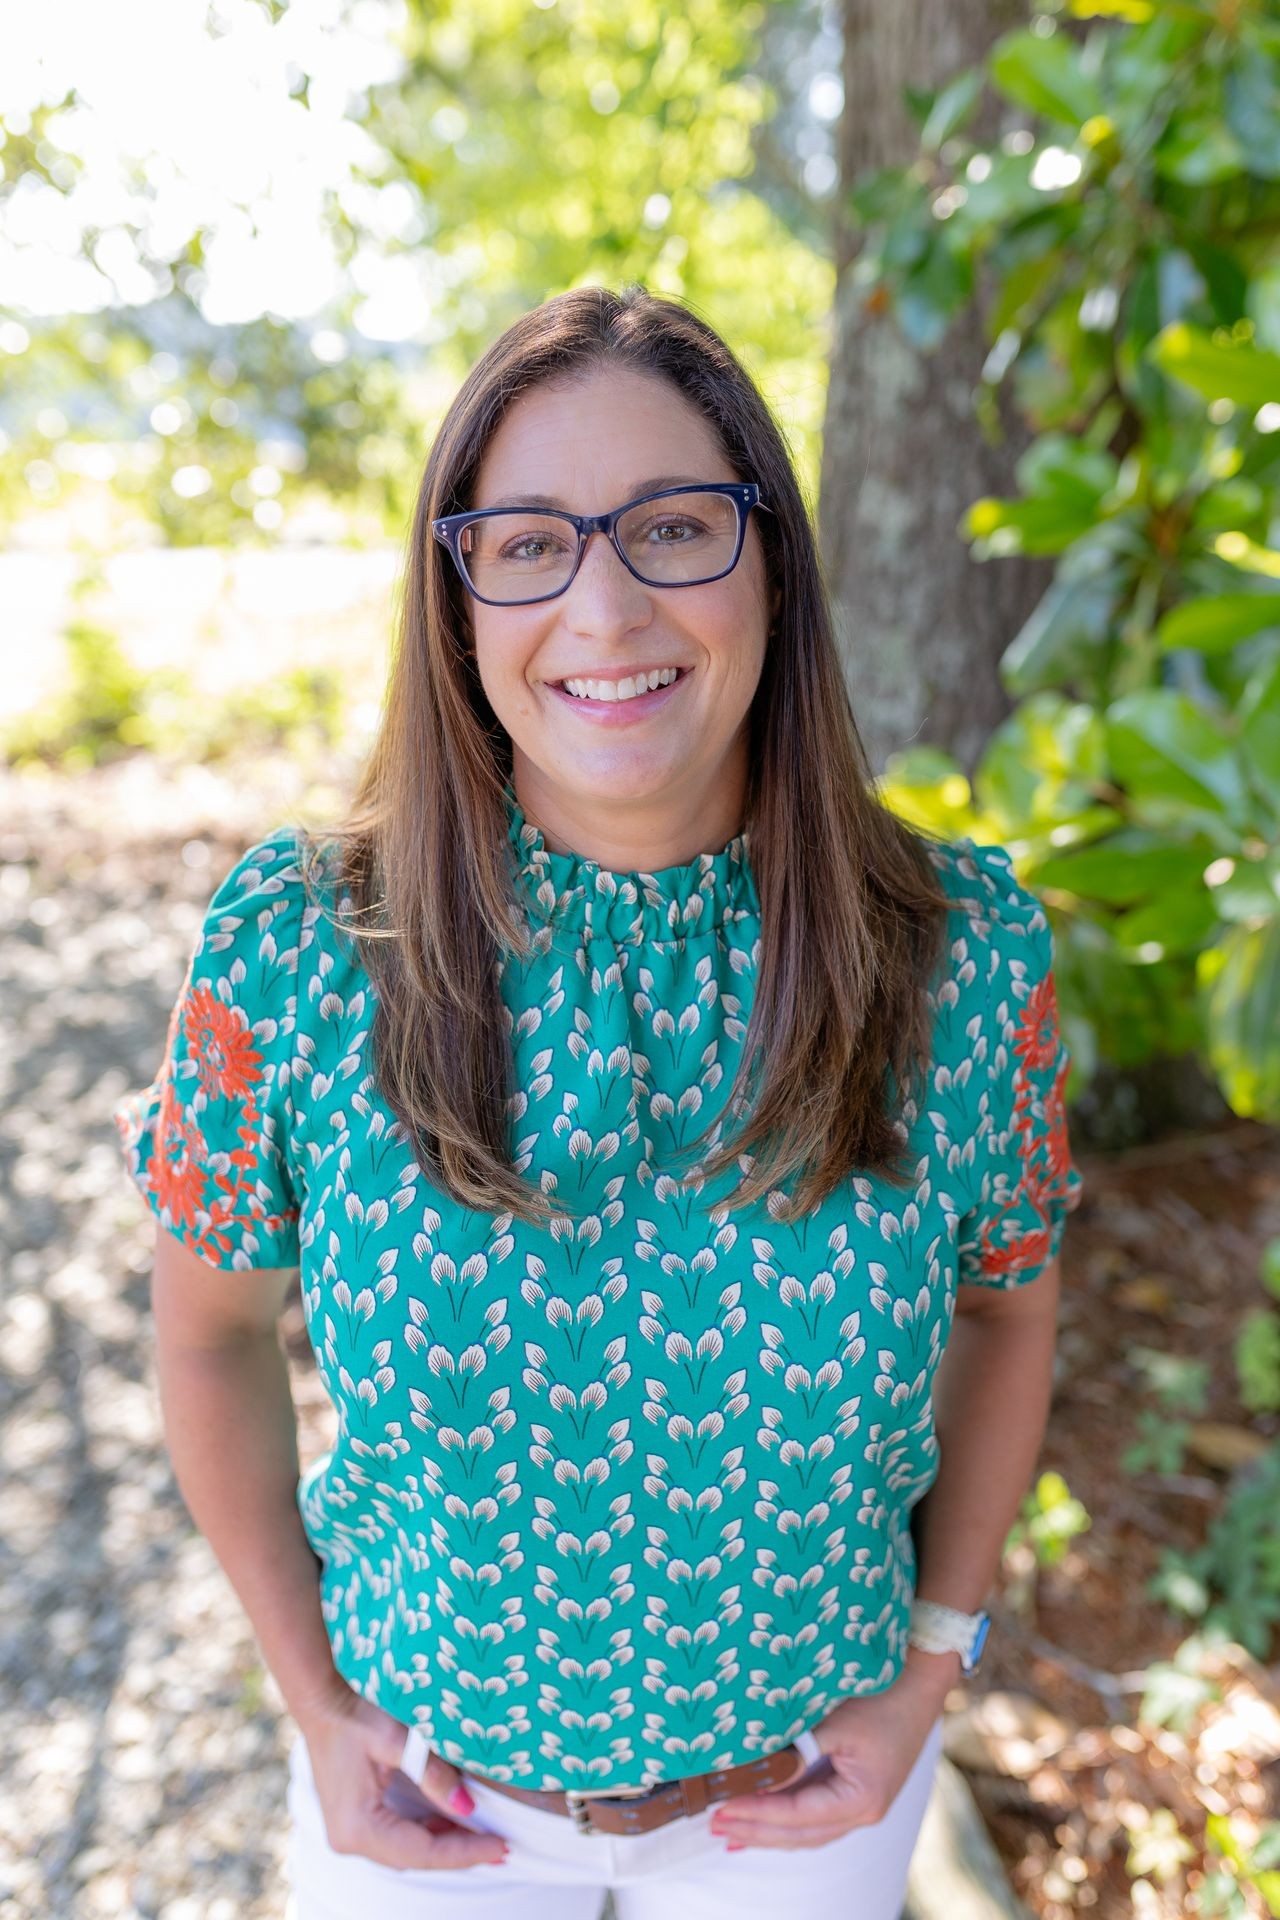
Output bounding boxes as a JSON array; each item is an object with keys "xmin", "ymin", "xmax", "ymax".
[
  {"xmin": 194, "ymin": 826, "xmax": 314, "ymax": 985},
  {"xmin": 924, "ymin": 833, "xmax": 1054, "ymax": 957},
  {"xmin": 205, "ymin": 825, "xmax": 305, "ymax": 916}
]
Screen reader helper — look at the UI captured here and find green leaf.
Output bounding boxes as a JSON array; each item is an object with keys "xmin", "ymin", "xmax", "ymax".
[
  {"xmin": 1201, "ymin": 918, "xmax": 1280, "ymax": 1120},
  {"xmin": 1036, "ymin": 835, "xmax": 1210, "ymax": 904},
  {"xmin": 1113, "ymin": 880, "xmax": 1219, "ymax": 954},
  {"xmin": 1015, "ymin": 433, "xmax": 1119, "ymax": 504},
  {"xmin": 1105, "ymin": 690, "xmax": 1251, "ymax": 829},
  {"xmin": 1241, "ymin": 652, "xmax": 1280, "ymax": 814},
  {"xmin": 1225, "ymin": 47, "xmax": 1280, "ymax": 181},
  {"xmin": 1154, "ymin": 114, "xmax": 1248, "ymax": 184},
  {"xmin": 989, "ymin": 27, "xmax": 1106, "ymax": 128},
  {"xmin": 964, "ymin": 493, "xmax": 1107, "ymax": 555},
  {"xmin": 1209, "ymin": 852, "xmax": 1280, "ymax": 925},
  {"xmin": 897, "ymin": 238, "xmax": 973, "ymax": 348},
  {"xmin": 1156, "ymin": 594, "xmax": 1280, "ymax": 655},
  {"xmin": 1000, "ymin": 567, "xmax": 1123, "ymax": 692},
  {"xmin": 920, "ymin": 67, "xmax": 984, "ymax": 153},
  {"xmin": 1149, "ymin": 323, "xmax": 1280, "ymax": 411}
]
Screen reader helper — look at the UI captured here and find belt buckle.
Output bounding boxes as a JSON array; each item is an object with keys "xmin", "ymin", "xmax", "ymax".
[{"xmin": 563, "ymin": 1777, "xmax": 658, "ymax": 1837}]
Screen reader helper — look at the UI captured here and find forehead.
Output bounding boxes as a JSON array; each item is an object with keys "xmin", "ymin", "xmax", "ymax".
[{"xmin": 472, "ymin": 367, "xmax": 729, "ymax": 508}]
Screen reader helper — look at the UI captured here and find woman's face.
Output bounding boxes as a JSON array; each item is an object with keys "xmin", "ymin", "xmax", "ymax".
[{"xmin": 464, "ymin": 366, "xmax": 773, "ymax": 843}]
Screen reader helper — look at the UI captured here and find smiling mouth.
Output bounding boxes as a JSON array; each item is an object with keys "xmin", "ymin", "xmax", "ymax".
[{"xmin": 552, "ymin": 666, "xmax": 691, "ymax": 704}]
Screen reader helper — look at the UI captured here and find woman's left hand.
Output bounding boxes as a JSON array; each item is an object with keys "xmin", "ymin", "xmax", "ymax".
[{"xmin": 707, "ymin": 1663, "xmax": 950, "ymax": 1852}]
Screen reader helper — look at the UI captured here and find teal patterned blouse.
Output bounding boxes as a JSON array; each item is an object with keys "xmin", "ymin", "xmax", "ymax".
[{"xmin": 114, "ymin": 783, "xmax": 1084, "ymax": 1791}]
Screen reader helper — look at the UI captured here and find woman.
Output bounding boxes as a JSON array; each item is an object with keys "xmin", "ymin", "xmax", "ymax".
[{"xmin": 114, "ymin": 283, "xmax": 1085, "ymax": 1920}]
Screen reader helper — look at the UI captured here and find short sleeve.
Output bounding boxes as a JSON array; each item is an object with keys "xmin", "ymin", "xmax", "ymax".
[
  {"xmin": 113, "ymin": 828, "xmax": 306, "ymax": 1271},
  {"xmin": 955, "ymin": 841, "xmax": 1086, "ymax": 1290}
]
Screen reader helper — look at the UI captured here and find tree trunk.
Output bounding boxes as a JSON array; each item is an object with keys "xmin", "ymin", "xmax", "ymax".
[{"xmin": 821, "ymin": 0, "xmax": 1053, "ymax": 780}]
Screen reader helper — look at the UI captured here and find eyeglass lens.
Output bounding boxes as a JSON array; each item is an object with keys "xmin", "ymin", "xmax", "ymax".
[{"xmin": 458, "ymin": 489, "xmax": 741, "ymax": 603}]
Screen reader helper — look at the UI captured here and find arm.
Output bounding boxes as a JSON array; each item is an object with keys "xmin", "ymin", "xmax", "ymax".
[
  {"xmin": 151, "ymin": 1222, "xmax": 509, "ymax": 1866},
  {"xmin": 150, "ymin": 1222, "xmax": 343, "ymax": 1727},
  {"xmin": 898, "ymin": 1255, "xmax": 1062, "ymax": 1714}
]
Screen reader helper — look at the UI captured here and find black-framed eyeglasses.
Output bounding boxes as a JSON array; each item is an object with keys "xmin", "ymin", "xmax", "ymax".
[{"xmin": 431, "ymin": 481, "xmax": 771, "ymax": 607}]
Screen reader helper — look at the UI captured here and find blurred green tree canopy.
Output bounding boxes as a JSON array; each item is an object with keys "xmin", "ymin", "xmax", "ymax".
[{"xmin": 0, "ymin": 0, "xmax": 833, "ymax": 546}]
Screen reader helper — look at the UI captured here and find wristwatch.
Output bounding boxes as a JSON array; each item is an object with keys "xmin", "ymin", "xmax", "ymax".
[{"xmin": 907, "ymin": 1598, "xmax": 991, "ymax": 1676}]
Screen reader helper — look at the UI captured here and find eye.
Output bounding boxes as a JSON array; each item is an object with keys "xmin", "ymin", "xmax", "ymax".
[{"xmin": 640, "ymin": 516, "xmax": 706, "ymax": 544}]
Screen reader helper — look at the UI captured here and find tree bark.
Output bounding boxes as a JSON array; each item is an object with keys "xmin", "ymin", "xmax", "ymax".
[{"xmin": 821, "ymin": 0, "xmax": 1054, "ymax": 780}]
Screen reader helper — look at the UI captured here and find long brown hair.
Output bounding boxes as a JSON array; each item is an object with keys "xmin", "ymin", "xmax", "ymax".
[{"xmin": 297, "ymin": 283, "xmax": 955, "ymax": 1227}]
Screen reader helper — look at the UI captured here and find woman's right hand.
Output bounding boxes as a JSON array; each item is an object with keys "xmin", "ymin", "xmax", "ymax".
[{"xmin": 295, "ymin": 1680, "xmax": 510, "ymax": 1871}]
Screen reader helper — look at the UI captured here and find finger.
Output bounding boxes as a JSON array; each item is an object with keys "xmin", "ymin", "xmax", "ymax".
[
  {"xmin": 419, "ymin": 1749, "xmax": 481, "ymax": 1821},
  {"xmin": 360, "ymin": 1798, "xmax": 509, "ymax": 1871},
  {"xmin": 394, "ymin": 1724, "xmax": 477, "ymax": 1822},
  {"xmin": 759, "ymin": 1730, "xmax": 824, "ymax": 1791},
  {"xmin": 718, "ymin": 1820, "xmax": 857, "ymax": 1852},
  {"xmin": 714, "ymin": 1775, "xmax": 853, "ymax": 1831}
]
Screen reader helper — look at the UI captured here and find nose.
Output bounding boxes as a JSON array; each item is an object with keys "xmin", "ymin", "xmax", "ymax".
[{"xmin": 561, "ymin": 523, "xmax": 650, "ymax": 611}]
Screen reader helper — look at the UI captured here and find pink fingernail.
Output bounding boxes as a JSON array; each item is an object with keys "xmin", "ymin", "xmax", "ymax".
[
  {"xmin": 448, "ymin": 1782, "xmax": 475, "ymax": 1816},
  {"xmin": 726, "ymin": 1841, "xmax": 746, "ymax": 1852}
]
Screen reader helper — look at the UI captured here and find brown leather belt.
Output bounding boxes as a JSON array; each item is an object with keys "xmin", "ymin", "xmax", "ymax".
[{"xmin": 470, "ymin": 1744, "xmax": 809, "ymax": 1836}]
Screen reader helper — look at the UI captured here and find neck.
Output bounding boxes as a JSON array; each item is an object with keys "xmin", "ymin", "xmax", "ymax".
[{"xmin": 510, "ymin": 750, "xmax": 748, "ymax": 873}]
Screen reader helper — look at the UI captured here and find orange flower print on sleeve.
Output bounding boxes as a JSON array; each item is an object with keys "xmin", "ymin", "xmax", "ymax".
[
  {"xmin": 183, "ymin": 983, "xmax": 264, "ymax": 1100},
  {"xmin": 972, "ymin": 967, "xmax": 1081, "ymax": 1285},
  {"xmin": 148, "ymin": 1075, "xmax": 209, "ymax": 1232},
  {"xmin": 1011, "ymin": 973, "xmax": 1060, "ymax": 1077},
  {"xmin": 141, "ymin": 972, "xmax": 297, "ymax": 1267},
  {"xmin": 115, "ymin": 830, "xmax": 304, "ymax": 1272}
]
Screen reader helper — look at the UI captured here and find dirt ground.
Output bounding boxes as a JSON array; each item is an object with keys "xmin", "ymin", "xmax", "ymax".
[{"xmin": 2, "ymin": 751, "xmax": 1278, "ymax": 1920}]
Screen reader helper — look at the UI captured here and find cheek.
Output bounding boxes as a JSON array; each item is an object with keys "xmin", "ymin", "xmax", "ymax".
[{"xmin": 474, "ymin": 627, "xmax": 539, "ymax": 717}]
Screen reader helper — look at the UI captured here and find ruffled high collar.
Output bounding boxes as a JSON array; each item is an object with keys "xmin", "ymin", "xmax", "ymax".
[{"xmin": 503, "ymin": 780, "xmax": 758, "ymax": 947}]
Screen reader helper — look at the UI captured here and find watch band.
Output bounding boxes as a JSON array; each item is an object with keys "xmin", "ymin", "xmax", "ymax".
[{"xmin": 908, "ymin": 1598, "xmax": 990, "ymax": 1675}]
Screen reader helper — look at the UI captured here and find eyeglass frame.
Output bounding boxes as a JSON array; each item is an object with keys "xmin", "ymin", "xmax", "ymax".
[{"xmin": 430, "ymin": 480, "xmax": 772, "ymax": 607}]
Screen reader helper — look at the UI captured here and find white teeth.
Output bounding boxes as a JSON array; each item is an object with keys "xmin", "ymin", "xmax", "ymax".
[{"xmin": 560, "ymin": 667, "xmax": 682, "ymax": 702}]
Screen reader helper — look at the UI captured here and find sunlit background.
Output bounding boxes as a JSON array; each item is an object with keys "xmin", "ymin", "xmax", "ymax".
[{"xmin": 2, "ymin": 0, "xmax": 840, "ymax": 784}]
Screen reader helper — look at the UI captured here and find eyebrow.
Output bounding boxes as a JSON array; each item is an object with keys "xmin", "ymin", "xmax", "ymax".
[{"xmin": 480, "ymin": 473, "xmax": 716, "ymax": 511}]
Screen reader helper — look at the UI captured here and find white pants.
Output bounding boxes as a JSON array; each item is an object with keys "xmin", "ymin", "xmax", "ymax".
[{"xmin": 284, "ymin": 1712, "xmax": 945, "ymax": 1920}]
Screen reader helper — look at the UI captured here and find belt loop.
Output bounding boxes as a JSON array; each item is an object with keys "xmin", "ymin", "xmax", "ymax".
[{"xmin": 679, "ymin": 1772, "xmax": 711, "ymax": 1818}]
